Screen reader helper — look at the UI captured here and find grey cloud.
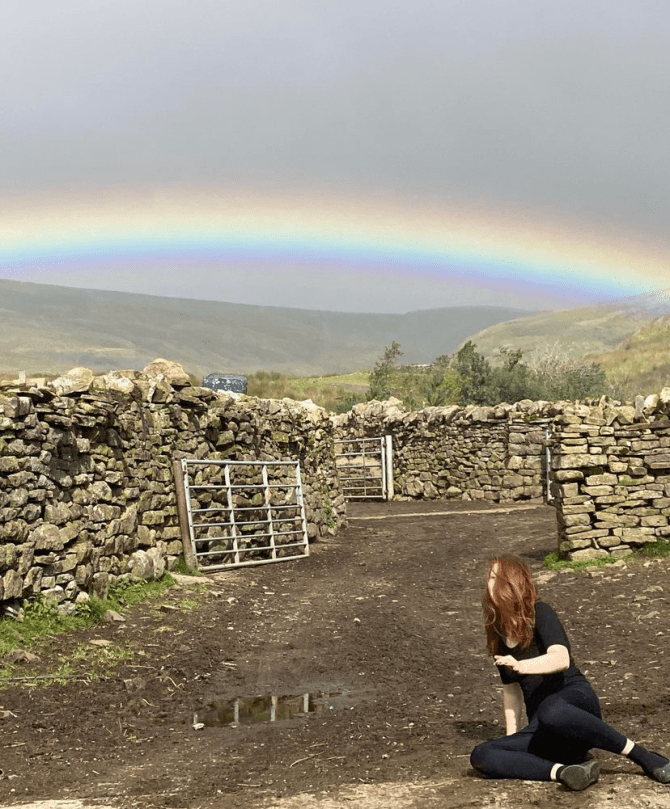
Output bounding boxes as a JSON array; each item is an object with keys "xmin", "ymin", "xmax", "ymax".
[{"xmin": 2, "ymin": 1, "xmax": 669, "ymax": 251}]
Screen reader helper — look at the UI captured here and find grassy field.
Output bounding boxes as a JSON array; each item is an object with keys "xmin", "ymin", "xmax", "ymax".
[
  {"xmin": 246, "ymin": 371, "xmax": 369, "ymax": 412},
  {"xmin": 5, "ymin": 314, "xmax": 668, "ymax": 411}
]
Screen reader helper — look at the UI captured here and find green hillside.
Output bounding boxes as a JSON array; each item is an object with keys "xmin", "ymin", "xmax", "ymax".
[
  {"xmin": 0, "ymin": 278, "xmax": 533, "ymax": 378},
  {"xmin": 461, "ymin": 289, "xmax": 670, "ymax": 363},
  {"xmin": 590, "ymin": 316, "xmax": 670, "ymax": 398}
]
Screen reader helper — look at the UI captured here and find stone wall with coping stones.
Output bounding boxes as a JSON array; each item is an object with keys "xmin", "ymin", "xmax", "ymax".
[
  {"xmin": 334, "ymin": 390, "xmax": 670, "ymax": 560},
  {"xmin": 332, "ymin": 398, "xmax": 551, "ymax": 503},
  {"xmin": 4, "ymin": 359, "xmax": 669, "ymax": 608},
  {"xmin": 550, "ymin": 390, "xmax": 670, "ymax": 561},
  {"xmin": 0, "ymin": 363, "xmax": 346, "ymax": 612}
]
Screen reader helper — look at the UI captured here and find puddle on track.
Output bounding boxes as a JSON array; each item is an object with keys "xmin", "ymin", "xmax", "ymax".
[{"xmin": 194, "ymin": 691, "xmax": 354, "ymax": 727}]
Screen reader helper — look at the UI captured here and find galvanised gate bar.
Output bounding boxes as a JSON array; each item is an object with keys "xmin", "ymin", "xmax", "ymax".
[{"xmin": 179, "ymin": 459, "xmax": 310, "ymax": 571}]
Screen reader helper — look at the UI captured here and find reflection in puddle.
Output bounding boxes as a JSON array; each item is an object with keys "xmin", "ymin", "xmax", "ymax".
[{"xmin": 196, "ymin": 692, "xmax": 342, "ymax": 727}]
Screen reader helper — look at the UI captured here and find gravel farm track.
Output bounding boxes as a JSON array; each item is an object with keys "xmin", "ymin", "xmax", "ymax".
[{"xmin": 1, "ymin": 501, "xmax": 670, "ymax": 809}]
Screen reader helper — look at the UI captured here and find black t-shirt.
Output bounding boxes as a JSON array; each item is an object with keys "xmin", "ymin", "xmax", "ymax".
[{"xmin": 497, "ymin": 601, "xmax": 590, "ymax": 719}]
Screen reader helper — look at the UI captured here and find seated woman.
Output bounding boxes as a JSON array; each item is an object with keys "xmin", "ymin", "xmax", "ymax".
[{"xmin": 470, "ymin": 556, "xmax": 670, "ymax": 791}]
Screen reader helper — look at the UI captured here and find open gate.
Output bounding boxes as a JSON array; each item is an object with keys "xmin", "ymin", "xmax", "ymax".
[
  {"xmin": 334, "ymin": 435, "xmax": 393, "ymax": 501},
  {"xmin": 176, "ymin": 459, "xmax": 310, "ymax": 571}
]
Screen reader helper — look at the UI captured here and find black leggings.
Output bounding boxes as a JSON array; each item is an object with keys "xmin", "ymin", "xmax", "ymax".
[{"xmin": 470, "ymin": 685, "xmax": 627, "ymax": 781}]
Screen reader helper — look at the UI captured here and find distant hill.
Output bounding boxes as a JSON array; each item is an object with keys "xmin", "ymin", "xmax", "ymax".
[
  {"xmin": 0, "ymin": 278, "xmax": 535, "ymax": 378},
  {"xmin": 460, "ymin": 288, "xmax": 670, "ymax": 363},
  {"xmin": 588, "ymin": 315, "xmax": 670, "ymax": 398}
]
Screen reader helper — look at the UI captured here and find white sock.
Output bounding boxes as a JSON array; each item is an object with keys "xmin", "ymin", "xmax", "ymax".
[
  {"xmin": 550, "ymin": 763, "xmax": 563, "ymax": 781},
  {"xmin": 622, "ymin": 738, "xmax": 634, "ymax": 756}
]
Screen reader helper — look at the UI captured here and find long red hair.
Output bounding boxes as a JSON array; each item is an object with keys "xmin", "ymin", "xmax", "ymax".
[{"xmin": 484, "ymin": 556, "xmax": 537, "ymax": 656}]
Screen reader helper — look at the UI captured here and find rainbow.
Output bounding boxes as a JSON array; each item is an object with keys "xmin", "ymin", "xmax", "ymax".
[{"xmin": 1, "ymin": 187, "xmax": 668, "ymax": 304}]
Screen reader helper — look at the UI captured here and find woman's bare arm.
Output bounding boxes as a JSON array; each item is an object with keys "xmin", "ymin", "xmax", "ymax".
[
  {"xmin": 494, "ymin": 644, "xmax": 570, "ymax": 676},
  {"xmin": 502, "ymin": 682, "xmax": 524, "ymax": 735}
]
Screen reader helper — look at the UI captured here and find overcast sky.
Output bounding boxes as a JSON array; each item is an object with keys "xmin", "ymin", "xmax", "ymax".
[{"xmin": 2, "ymin": 0, "xmax": 669, "ymax": 312}]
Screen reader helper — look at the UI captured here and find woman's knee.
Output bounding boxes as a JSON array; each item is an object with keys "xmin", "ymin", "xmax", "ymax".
[
  {"xmin": 470, "ymin": 741, "xmax": 495, "ymax": 773},
  {"xmin": 535, "ymin": 696, "xmax": 567, "ymax": 731}
]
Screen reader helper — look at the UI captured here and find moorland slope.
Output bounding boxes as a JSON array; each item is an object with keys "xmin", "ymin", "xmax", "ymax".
[
  {"xmin": 0, "ymin": 278, "xmax": 534, "ymax": 378},
  {"xmin": 462, "ymin": 288, "xmax": 670, "ymax": 362},
  {"xmin": 589, "ymin": 314, "xmax": 670, "ymax": 397}
]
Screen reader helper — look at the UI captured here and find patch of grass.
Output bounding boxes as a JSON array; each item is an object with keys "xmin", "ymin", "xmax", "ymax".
[
  {"xmin": 172, "ymin": 556, "xmax": 203, "ymax": 576},
  {"xmin": 323, "ymin": 500, "xmax": 337, "ymax": 529},
  {"xmin": 0, "ymin": 574, "xmax": 177, "ymax": 674},
  {"xmin": 545, "ymin": 538, "xmax": 670, "ymax": 571},
  {"xmin": 543, "ymin": 550, "xmax": 632, "ymax": 571},
  {"xmin": 637, "ymin": 537, "xmax": 670, "ymax": 558},
  {"xmin": 0, "ymin": 640, "xmax": 136, "ymax": 688},
  {"xmin": 177, "ymin": 598, "xmax": 199, "ymax": 612},
  {"xmin": 107, "ymin": 574, "xmax": 176, "ymax": 609}
]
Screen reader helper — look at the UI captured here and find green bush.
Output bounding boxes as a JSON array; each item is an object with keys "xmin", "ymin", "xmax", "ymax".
[{"xmin": 365, "ymin": 341, "xmax": 608, "ymax": 409}]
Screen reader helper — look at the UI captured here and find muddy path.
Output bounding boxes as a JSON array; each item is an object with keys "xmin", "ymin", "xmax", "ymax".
[{"xmin": 1, "ymin": 502, "xmax": 669, "ymax": 809}]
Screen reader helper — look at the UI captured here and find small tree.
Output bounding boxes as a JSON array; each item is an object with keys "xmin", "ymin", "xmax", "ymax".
[
  {"xmin": 454, "ymin": 341, "xmax": 496, "ymax": 405},
  {"xmin": 368, "ymin": 341, "xmax": 403, "ymax": 401}
]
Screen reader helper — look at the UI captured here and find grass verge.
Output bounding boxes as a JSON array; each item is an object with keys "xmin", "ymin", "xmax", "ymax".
[
  {"xmin": 0, "ymin": 573, "xmax": 177, "ymax": 687},
  {"xmin": 544, "ymin": 538, "xmax": 670, "ymax": 571}
]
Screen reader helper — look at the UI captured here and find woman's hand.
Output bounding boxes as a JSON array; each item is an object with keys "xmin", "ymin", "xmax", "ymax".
[
  {"xmin": 494, "ymin": 655, "xmax": 527, "ymax": 674},
  {"xmin": 494, "ymin": 645, "xmax": 569, "ymax": 677}
]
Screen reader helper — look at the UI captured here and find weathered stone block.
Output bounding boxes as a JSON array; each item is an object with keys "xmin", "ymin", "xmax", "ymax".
[
  {"xmin": 31, "ymin": 523, "xmax": 64, "ymax": 551},
  {"xmin": 130, "ymin": 550, "xmax": 154, "ymax": 579},
  {"xmin": 552, "ymin": 454, "xmax": 606, "ymax": 470},
  {"xmin": 631, "ymin": 489, "xmax": 663, "ymax": 500},
  {"xmin": 87, "ymin": 572, "xmax": 108, "ymax": 599},
  {"xmin": 61, "ymin": 554, "xmax": 78, "ymax": 572},
  {"xmin": 595, "ymin": 514, "xmax": 640, "ymax": 527},
  {"xmin": 641, "ymin": 515, "xmax": 668, "ymax": 527},
  {"xmin": 90, "ymin": 504, "xmax": 121, "ymax": 522},
  {"xmin": 75, "ymin": 563, "xmax": 92, "ymax": 588},
  {"xmin": 553, "ymin": 470, "xmax": 585, "ymax": 482},
  {"xmin": 559, "ymin": 444, "xmax": 590, "ymax": 454},
  {"xmin": 597, "ymin": 535, "xmax": 622, "ymax": 548},
  {"xmin": 559, "ymin": 538, "xmax": 592, "ymax": 552},
  {"xmin": 59, "ymin": 521, "xmax": 84, "ymax": 544},
  {"xmin": 619, "ymin": 527, "xmax": 656, "ymax": 544},
  {"xmin": 0, "ymin": 457, "xmax": 20, "ymax": 474},
  {"xmin": 90, "ymin": 480, "xmax": 114, "ymax": 501},
  {"xmin": 585, "ymin": 473, "xmax": 618, "ymax": 486},
  {"xmin": 3, "ymin": 569, "xmax": 23, "ymax": 599},
  {"xmin": 608, "ymin": 462, "xmax": 629, "ymax": 473},
  {"xmin": 562, "ymin": 495, "xmax": 593, "ymax": 505},
  {"xmin": 562, "ymin": 503, "xmax": 595, "ymax": 515},
  {"xmin": 23, "ymin": 566, "xmax": 42, "ymax": 594},
  {"xmin": 44, "ymin": 501, "xmax": 72, "ymax": 525},
  {"xmin": 558, "ymin": 513, "xmax": 591, "ymax": 527},
  {"xmin": 141, "ymin": 510, "xmax": 166, "ymax": 526},
  {"xmin": 645, "ymin": 453, "xmax": 670, "ymax": 469},
  {"xmin": 569, "ymin": 548, "xmax": 609, "ymax": 561},
  {"xmin": 136, "ymin": 525, "xmax": 153, "ymax": 547},
  {"xmin": 557, "ymin": 483, "xmax": 579, "ymax": 497},
  {"xmin": 583, "ymin": 485, "xmax": 614, "ymax": 496}
]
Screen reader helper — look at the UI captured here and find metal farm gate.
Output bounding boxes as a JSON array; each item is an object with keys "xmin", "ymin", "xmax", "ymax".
[
  {"xmin": 175, "ymin": 459, "xmax": 309, "ymax": 571},
  {"xmin": 334, "ymin": 435, "xmax": 393, "ymax": 501}
]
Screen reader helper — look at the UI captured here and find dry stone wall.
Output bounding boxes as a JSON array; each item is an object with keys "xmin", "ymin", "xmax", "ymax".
[
  {"xmin": 3, "ymin": 356, "xmax": 670, "ymax": 611},
  {"xmin": 333, "ymin": 390, "xmax": 670, "ymax": 560},
  {"xmin": 0, "ymin": 362, "xmax": 345, "ymax": 612},
  {"xmin": 550, "ymin": 391, "xmax": 670, "ymax": 561},
  {"xmin": 332, "ymin": 398, "xmax": 550, "ymax": 503}
]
